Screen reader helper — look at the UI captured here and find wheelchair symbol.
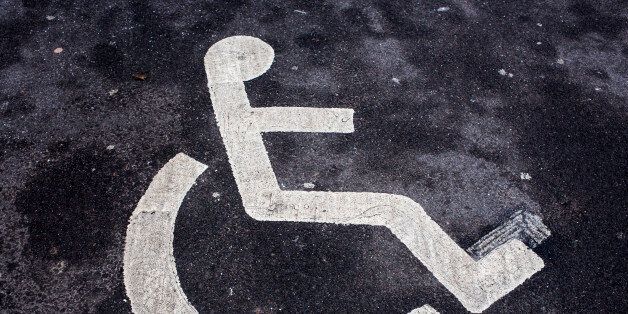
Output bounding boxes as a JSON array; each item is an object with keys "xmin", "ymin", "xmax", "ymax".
[{"xmin": 123, "ymin": 36, "xmax": 548, "ymax": 313}]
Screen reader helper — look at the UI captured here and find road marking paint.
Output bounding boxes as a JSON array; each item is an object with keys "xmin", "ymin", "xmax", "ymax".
[
  {"xmin": 409, "ymin": 304, "xmax": 439, "ymax": 314},
  {"xmin": 123, "ymin": 153, "xmax": 206, "ymax": 314},
  {"xmin": 124, "ymin": 36, "xmax": 549, "ymax": 313},
  {"xmin": 123, "ymin": 154, "xmax": 441, "ymax": 313},
  {"xmin": 204, "ymin": 36, "xmax": 547, "ymax": 313},
  {"xmin": 253, "ymin": 107, "xmax": 354, "ymax": 133}
]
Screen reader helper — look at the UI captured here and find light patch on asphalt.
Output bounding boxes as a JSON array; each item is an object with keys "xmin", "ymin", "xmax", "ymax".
[{"xmin": 204, "ymin": 36, "xmax": 547, "ymax": 313}]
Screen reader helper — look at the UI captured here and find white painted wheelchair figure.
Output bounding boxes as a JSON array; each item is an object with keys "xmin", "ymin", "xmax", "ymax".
[
  {"xmin": 123, "ymin": 36, "xmax": 548, "ymax": 314},
  {"xmin": 204, "ymin": 36, "xmax": 545, "ymax": 313}
]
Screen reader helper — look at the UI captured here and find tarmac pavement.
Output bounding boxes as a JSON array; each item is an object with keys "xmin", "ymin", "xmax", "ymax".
[{"xmin": 1, "ymin": 0, "xmax": 627, "ymax": 313}]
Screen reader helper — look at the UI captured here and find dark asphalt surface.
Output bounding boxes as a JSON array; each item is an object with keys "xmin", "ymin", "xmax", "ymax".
[{"xmin": 1, "ymin": 0, "xmax": 627, "ymax": 313}]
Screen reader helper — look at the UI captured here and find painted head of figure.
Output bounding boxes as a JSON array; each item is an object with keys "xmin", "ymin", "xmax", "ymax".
[{"xmin": 204, "ymin": 36, "xmax": 275, "ymax": 85}]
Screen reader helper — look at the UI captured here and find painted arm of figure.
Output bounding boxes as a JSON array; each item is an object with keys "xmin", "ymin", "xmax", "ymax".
[{"xmin": 253, "ymin": 107, "xmax": 354, "ymax": 133}]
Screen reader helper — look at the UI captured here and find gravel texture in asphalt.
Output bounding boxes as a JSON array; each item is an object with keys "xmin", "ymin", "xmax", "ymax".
[{"xmin": 1, "ymin": 0, "xmax": 626, "ymax": 312}]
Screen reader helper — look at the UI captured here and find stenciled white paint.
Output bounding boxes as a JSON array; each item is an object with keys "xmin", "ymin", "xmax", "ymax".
[
  {"xmin": 409, "ymin": 304, "xmax": 440, "ymax": 314},
  {"xmin": 123, "ymin": 36, "xmax": 546, "ymax": 314},
  {"xmin": 204, "ymin": 36, "xmax": 546, "ymax": 313},
  {"xmin": 123, "ymin": 153, "xmax": 206, "ymax": 314},
  {"xmin": 123, "ymin": 153, "xmax": 439, "ymax": 314}
]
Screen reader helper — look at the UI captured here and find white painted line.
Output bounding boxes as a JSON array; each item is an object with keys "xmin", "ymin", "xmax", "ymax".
[
  {"xmin": 123, "ymin": 154, "xmax": 442, "ymax": 314},
  {"xmin": 204, "ymin": 36, "xmax": 546, "ymax": 313},
  {"xmin": 409, "ymin": 304, "xmax": 440, "ymax": 314},
  {"xmin": 123, "ymin": 153, "xmax": 207, "ymax": 314},
  {"xmin": 253, "ymin": 107, "xmax": 354, "ymax": 133}
]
